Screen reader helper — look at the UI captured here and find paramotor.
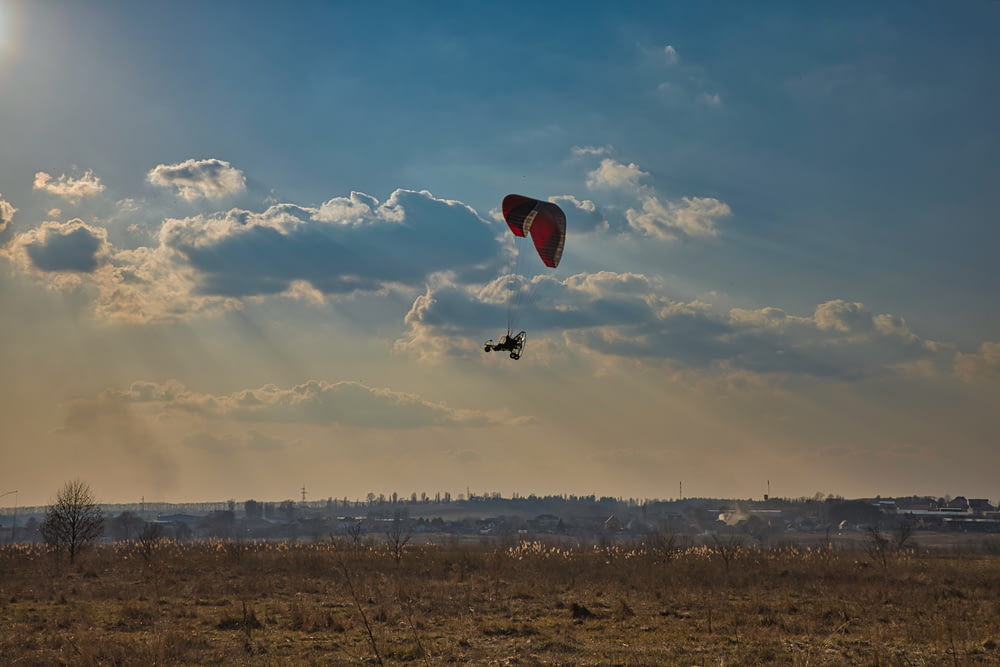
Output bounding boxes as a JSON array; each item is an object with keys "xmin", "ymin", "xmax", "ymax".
[{"xmin": 483, "ymin": 195, "xmax": 566, "ymax": 360}]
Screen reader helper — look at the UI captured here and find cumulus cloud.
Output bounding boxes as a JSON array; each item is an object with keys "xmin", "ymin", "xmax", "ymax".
[
  {"xmin": 954, "ymin": 341, "xmax": 1000, "ymax": 383},
  {"xmin": 33, "ymin": 169, "xmax": 105, "ymax": 201},
  {"xmin": 3, "ymin": 216, "xmax": 237, "ymax": 323},
  {"xmin": 664, "ymin": 45, "xmax": 679, "ymax": 65},
  {"xmin": 581, "ymin": 157, "xmax": 732, "ymax": 240},
  {"xmin": 87, "ymin": 379, "xmax": 506, "ymax": 429},
  {"xmin": 721, "ymin": 300, "xmax": 941, "ymax": 378},
  {"xmin": 314, "ymin": 191, "xmax": 379, "ymax": 224},
  {"xmin": 4, "ymin": 188, "xmax": 501, "ymax": 323},
  {"xmin": 9, "ymin": 155, "xmax": 737, "ymax": 325},
  {"xmin": 0, "ymin": 195, "xmax": 16, "ymax": 232},
  {"xmin": 99, "ymin": 244, "xmax": 242, "ymax": 323},
  {"xmin": 814, "ymin": 300, "xmax": 875, "ymax": 334},
  {"xmin": 586, "ymin": 158, "xmax": 648, "ymax": 192},
  {"xmin": 626, "ymin": 195, "xmax": 730, "ymax": 240},
  {"xmin": 397, "ymin": 270, "xmax": 949, "ymax": 381},
  {"xmin": 549, "ymin": 195, "xmax": 607, "ymax": 233},
  {"xmin": 4, "ymin": 219, "xmax": 111, "ymax": 287},
  {"xmin": 551, "ymin": 195, "xmax": 595, "ymax": 214},
  {"xmin": 159, "ymin": 189, "xmax": 496, "ymax": 299},
  {"xmin": 147, "ymin": 158, "xmax": 246, "ymax": 201},
  {"xmin": 394, "ymin": 281, "xmax": 498, "ymax": 361}
]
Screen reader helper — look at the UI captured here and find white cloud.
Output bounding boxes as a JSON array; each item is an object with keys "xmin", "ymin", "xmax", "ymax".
[
  {"xmin": 664, "ymin": 44, "xmax": 679, "ymax": 65},
  {"xmin": 701, "ymin": 92, "xmax": 722, "ymax": 107},
  {"xmin": 33, "ymin": 169, "xmax": 106, "ymax": 201},
  {"xmin": 0, "ymin": 194, "xmax": 16, "ymax": 232},
  {"xmin": 813, "ymin": 299, "xmax": 872, "ymax": 333},
  {"xmin": 551, "ymin": 194, "xmax": 596, "ymax": 213},
  {"xmin": 278, "ymin": 279, "xmax": 327, "ymax": 305},
  {"xmin": 626, "ymin": 195, "xmax": 730, "ymax": 240},
  {"xmin": 147, "ymin": 158, "xmax": 246, "ymax": 201},
  {"xmin": 585, "ymin": 158, "xmax": 648, "ymax": 191},
  {"xmin": 95, "ymin": 245, "xmax": 241, "ymax": 323},
  {"xmin": 314, "ymin": 191, "xmax": 378, "ymax": 224},
  {"xmin": 571, "ymin": 145, "xmax": 612, "ymax": 157},
  {"xmin": 519, "ymin": 194, "xmax": 605, "ymax": 234},
  {"xmin": 158, "ymin": 189, "xmax": 494, "ymax": 300},
  {"xmin": 3, "ymin": 219, "xmax": 111, "ymax": 287},
  {"xmin": 396, "ymin": 269, "xmax": 952, "ymax": 383},
  {"xmin": 394, "ymin": 282, "xmax": 492, "ymax": 362},
  {"xmin": 5, "ymin": 218, "xmax": 240, "ymax": 323},
  {"xmin": 562, "ymin": 271, "xmax": 666, "ymax": 301},
  {"xmin": 728, "ymin": 306, "xmax": 788, "ymax": 329},
  {"xmin": 954, "ymin": 341, "xmax": 1000, "ymax": 383},
  {"xmin": 3, "ymin": 188, "xmax": 499, "ymax": 324},
  {"xmin": 578, "ymin": 154, "xmax": 733, "ymax": 240}
]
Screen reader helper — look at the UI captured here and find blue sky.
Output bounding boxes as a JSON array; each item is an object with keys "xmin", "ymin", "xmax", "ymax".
[{"xmin": 1, "ymin": 1, "xmax": 998, "ymax": 507}]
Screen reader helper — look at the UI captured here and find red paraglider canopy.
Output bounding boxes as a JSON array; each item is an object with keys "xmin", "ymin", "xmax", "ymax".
[{"xmin": 502, "ymin": 194, "xmax": 566, "ymax": 269}]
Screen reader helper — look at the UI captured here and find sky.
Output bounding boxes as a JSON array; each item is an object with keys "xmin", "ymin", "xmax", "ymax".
[{"xmin": 1, "ymin": 1, "xmax": 998, "ymax": 508}]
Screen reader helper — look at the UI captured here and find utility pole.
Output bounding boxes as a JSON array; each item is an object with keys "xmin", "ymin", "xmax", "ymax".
[{"xmin": 301, "ymin": 485, "xmax": 307, "ymax": 505}]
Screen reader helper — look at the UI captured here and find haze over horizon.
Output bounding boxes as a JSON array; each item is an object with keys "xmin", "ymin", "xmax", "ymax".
[
  {"xmin": 8, "ymin": 486, "xmax": 992, "ymax": 514},
  {"xmin": 2, "ymin": 2, "xmax": 998, "ymax": 508}
]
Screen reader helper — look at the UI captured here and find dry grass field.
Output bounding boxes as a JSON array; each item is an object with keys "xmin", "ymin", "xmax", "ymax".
[{"xmin": 2, "ymin": 534, "xmax": 1000, "ymax": 666}]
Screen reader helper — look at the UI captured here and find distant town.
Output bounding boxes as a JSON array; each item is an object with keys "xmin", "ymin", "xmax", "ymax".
[{"xmin": 4, "ymin": 490, "xmax": 998, "ymax": 544}]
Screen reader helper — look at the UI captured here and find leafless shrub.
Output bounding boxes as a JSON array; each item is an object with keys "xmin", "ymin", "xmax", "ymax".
[
  {"xmin": 643, "ymin": 530, "xmax": 678, "ymax": 562},
  {"xmin": 711, "ymin": 532, "xmax": 744, "ymax": 583}
]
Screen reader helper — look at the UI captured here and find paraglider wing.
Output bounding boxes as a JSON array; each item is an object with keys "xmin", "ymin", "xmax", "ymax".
[{"xmin": 502, "ymin": 194, "xmax": 566, "ymax": 268}]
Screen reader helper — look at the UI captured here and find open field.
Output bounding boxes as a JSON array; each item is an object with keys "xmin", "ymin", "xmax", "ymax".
[{"xmin": 2, "ymin": 534, "xmax": 1000, "ymax": 666}]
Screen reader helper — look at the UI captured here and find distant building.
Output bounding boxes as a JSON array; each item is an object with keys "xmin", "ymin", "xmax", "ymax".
[
  {"xmin": 946, "ymin": 497, "xmax": 970, "ymax": 511},
  {"xmin": 531, "ymin": 514, "xmax": 561, "ymax": 533},
  {"xmin": 969, "ymin": 499, "xmax": 993, "ymax": 515}
]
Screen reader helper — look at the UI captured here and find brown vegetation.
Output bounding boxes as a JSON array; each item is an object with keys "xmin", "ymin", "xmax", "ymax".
[{"xmin": 1, "ymin": 535, "xmax": 999, "ymax": 665}]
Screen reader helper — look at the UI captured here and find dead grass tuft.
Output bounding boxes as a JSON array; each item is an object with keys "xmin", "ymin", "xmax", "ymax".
[{"xmin": 1, "ymin": 535, "xmax": 999, "ymax": 664}]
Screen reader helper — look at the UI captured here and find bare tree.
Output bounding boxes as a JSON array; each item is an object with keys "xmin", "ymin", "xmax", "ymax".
[
  {"xmin": 864, "ymin": 525, "xmax": 890, "ymax": 568},
  {"xmin": 107, "ymin": 510, "xmax": 146, "ymax": 542},
  {"xmin": 345, "ymin": 521, "xmax": 364, "ymax": 553},
  {"xmin": 40, "ymin": 479, "xmax": 105, "ymax": 563},
  {"xmin": 385, "ymin": 512, "xmax": 412, "ymax": 566},
  {"xmin": 894, "ymin": 521, "xmax": 915, "ymax": 553}
]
